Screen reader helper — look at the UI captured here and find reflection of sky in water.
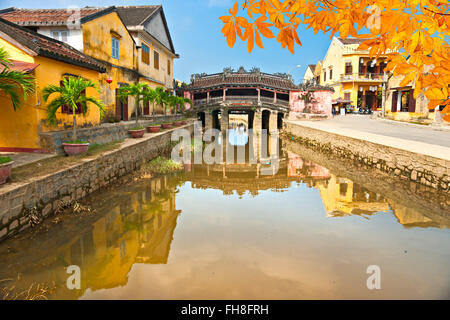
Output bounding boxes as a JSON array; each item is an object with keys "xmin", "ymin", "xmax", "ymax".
[{"xmin": 228, "ymin": 127, "xmax": 248, "ymax": 146}]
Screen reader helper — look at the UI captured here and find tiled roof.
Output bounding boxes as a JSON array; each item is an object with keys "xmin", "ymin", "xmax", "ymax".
[
  {"xmin": 0, "ymin": 60, "xmax": 39, "ymax": 73},
  {"xmin": 308, "ymin": 64, "xmax": 316, "ymax": 72},
  {"xmin": 0, "ymin": 7, "xmax": 104, "ymax": 26},
  {"xmin": 0, "ymin": 18, "xmax": 105, "ymax": 72},
  {"xmin": 116, "ymin": 5, "xmax": 160, "ymax": 26},
  {"xmin": 337, "ymin": 37, "xmax": 369, "ymax": 45},
  {"xmin": 189, "ymin": 72, "xmax": 297, "ymax": 91}
]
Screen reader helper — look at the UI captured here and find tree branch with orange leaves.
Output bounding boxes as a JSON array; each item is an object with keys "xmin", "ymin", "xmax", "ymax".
[{"xmin": 220, "ymin": 0, "xmax": 450, "ymax": 121}]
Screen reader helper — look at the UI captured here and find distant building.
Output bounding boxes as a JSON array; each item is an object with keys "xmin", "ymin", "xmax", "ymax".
[
  {"xmin": 314, "ymin": 37, "xmax": 389, "ymax": 112},
  {"xmin": 384, "ymin": 73, "xmax": 435, "ymax": 122},
  {"xmin": 303, "ymin": 64, "xmax": 316, "ymax": 83}
]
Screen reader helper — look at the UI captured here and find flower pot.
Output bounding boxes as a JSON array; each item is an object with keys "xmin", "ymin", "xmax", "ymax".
[
  {"xmin": 0, "ymin": 161, "xmax": 14, "ymax": 185},
  {"xmin": 62, "ymin": 143, "xmax": 89, "ymax": 156},
  {"xmin": 173, "ymin": 121, "xmax": 183, "ymax": 126},
  {"xmin": 147, "ymin": 125, "xmax": 161, "ymax": 133},
  {"xmin": 128, "ymin": 129, "xmax": 145, "ymax": 138},
  {"xmin": 161, "ymin": 123, "xmax": 172, "ymax": 129}
]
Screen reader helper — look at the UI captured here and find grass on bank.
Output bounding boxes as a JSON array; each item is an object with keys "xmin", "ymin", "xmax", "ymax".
[
  {"xmin": 9, "ymin": 140, "xmax": 123, "ymax": 183},
  {"xmin": 0, "ymin": 156, "xmax": 12, "ymax": 164},
  {"xmin": 141, "ymin": 156, "xmax": 184, "ymax": 175}
]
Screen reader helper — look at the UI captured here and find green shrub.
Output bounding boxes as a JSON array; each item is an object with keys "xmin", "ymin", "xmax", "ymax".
[
  {"xmin": 0, "ymin": 156, "xmax": 12, "ymax": 164},
  {"xmin": 64, "ymin": 140, "xmax": 88, "ymax": 144},
  {"xmin": 129, "ymin": 126, "xmax": 145, "ymax": 130}
]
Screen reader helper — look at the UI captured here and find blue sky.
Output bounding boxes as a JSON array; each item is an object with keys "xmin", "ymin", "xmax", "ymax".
[{"xmin": 0, "ymin": 0, "xmax": 333, "ymax": 83}]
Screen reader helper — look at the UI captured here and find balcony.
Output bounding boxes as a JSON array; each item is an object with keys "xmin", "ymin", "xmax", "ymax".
[{"xmin": 340, "ymin": 73, "xmax": 388, "ymax": 82}]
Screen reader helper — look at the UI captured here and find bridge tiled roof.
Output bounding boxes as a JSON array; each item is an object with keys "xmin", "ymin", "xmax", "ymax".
[{"xmin": 189, "ymin": 72, "xmax": 297, "ymax": 91}]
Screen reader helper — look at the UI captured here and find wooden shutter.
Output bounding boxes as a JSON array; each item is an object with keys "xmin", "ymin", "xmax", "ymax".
[
  {"xmin": 391, "ymin": 91, "xmax": 398, "ymax": 112},
  {"xmin": 344, "ymin": 92, "xmax": 351, "ymax": 101},
  {"xmin": 408, "ymin": 89, "xmax": 416, "ymax": 112},
  {"xmin": 144, "ymin": 101, "xmax": 149, "ymax": 115},
  {"xmin": 123, "ymin": 96, "xmax": 128, "ymax": 121},
  {"xmin": 60, "ymin": 80, "xmax": 70, "ymax": 113},
  {"xmin": 115, "ymin": 88, "xmax": 121, "ymax": 121}
]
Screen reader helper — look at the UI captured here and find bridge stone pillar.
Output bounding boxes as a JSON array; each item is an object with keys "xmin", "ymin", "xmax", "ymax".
[
  {"xmin": 205, "ymin": 111, "xmax": 213, "ymax": 130},
  {"xmin": 220, "ymin": 108, "xmax": 229, "ymax": 131},
  {"xmin": 253, "ymin": 110, "xmax": 262, "ymax": 132},
  {"xmin": 269, "ymin": 110, "xmax": 278, "ymax": 133}
]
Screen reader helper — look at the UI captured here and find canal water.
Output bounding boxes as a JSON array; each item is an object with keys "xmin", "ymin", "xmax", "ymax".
[{"xmin": 0, "ymin": 130, "xmax": 449, "ymax": 299}]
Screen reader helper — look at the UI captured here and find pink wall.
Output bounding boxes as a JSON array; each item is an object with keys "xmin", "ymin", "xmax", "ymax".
[
  {"xmin": 288, "ymin": 90, "xmax": 333, "ymax": 119},
  {"xmin": 184, "ymin": 91, "xmax": 192, "ymax": 110}
]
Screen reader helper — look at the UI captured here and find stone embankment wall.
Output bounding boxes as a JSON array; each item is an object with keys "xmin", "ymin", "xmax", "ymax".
[
  {"xmin": 0, "ymin": 124, "xmax": 193, "ymax": 242},
  {"xmin": 40, "ymin": 114, "xmax": 184, "ymax": 154},
  {"xmin": 285, "ymin": 122, "xmax": 450, "ymax": 192}
]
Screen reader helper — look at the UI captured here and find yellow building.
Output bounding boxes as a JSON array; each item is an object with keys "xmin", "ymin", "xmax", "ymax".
[
  {"xmin": 303, "ymin": 64, "xmax": 316, "ymax": 83},
  {"xmin": 384, "ymin": 73, "xmax": 436, "ymax": 122},
  {"xmin": 0, "ymin": 7, "xmax": 135, "ymax": 121},
  {"xmin": 1, "ymin": 5, "xmax": 178, "ymax": 120},
  {"xmin": 0, "ymin": 17, "xmax": 105, "ymax": 151},
  {"xmin": 117, "ymin": 5, "xmax": 179, "ymax": 115},
  {"xmin": 312, "ymin": 37, "xmax": 389, "ymax": 112}
]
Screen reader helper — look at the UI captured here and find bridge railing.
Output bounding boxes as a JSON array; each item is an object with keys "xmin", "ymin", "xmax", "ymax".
[{"xmin": 193, "ymin": 95, "xmax": 290, "ymax": 107}]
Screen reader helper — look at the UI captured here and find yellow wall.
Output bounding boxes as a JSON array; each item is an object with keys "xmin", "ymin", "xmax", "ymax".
[
  {"xmin": 82, "ymin": 11, "xmax": 138, "ymax": 118},
  {"xmin": 318, "ymin": 38, "xmax": 388, "ymax": 107},
  {"xmin": 0, "ymin": 39, "xmax": 102, "ymax": 150},
  {"xmin": 137, "ymin": 36, "xmax": 174, "ymax": 90}
]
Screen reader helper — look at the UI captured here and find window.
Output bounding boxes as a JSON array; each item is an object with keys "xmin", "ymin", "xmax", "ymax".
[
  {"xmin": 142, "ymin": 43, "xmax": 150, "ymax": 64},
  {"xmin": 345, "ymin": 62, "xmax": 352, "ymax": 75},
  {"xmin": 52, "ymin": 30, "xmax": 69, "ymax": 42},
  {"xmin": 111, "ymin": 37, "xmax": 119, "ymax": 59},
  {"xmin": 167, "ymin": 59, "xmax": 171, "ymax": 75},
  {"xmin": 154, "ymin": 50, "xmax": 159, "ymax": 69},
  {"xmin": 323, "ymin": 71, "xmax": 326, "ymax": 82},
  {"xmin": 329, "ymin": 68, "xmax": 333, "ymax": 80},
  {"xmin": 344, "ymin": 92, "xmax": 351, "ymax": 101}
]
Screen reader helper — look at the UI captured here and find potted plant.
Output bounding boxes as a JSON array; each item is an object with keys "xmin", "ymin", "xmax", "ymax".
[
  {"xmin": 147, "ymin": 124, "xmax": 161, "ymax": 133},
  {"xmin": 0, "ymin": 156, "xmax": 13, "ymax": 185},
  {"xmin": 161, "ymin": 122, "xmax": 172, "ymax": 129},
  {"xmin": 181, "ymin": 119, "xmax": 187, "ymax": 125},
  {"xmin": 173, "ymin": 120, "xmax": 183, "ymax": 126},
  {"xmin": 128, "ymin": 126, "xmax": 146, "ymax": 138},
  {"xmin": 43, "ymin": 76, "xmax": 104, "ymax": 155},
  {"xmin": 118, "ymin": 82, "xmax": 150, "ymax": 139}
]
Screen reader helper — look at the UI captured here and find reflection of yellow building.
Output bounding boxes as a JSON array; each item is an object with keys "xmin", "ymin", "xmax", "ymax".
[
  {"xmin": 0, "ymin": 176, "xmax": 181, "ymax": 299},
  {"xmin": 317, "ymin": 174, "xmax": 389, "ymax": 217}
]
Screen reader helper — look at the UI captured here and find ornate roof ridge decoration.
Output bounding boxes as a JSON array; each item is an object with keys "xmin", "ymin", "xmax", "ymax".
[
  {"xmin": 188, "ymin": 68, "xmax": 297, "ymax": 91},
  {"xmin": 296, "ymin": 82, "xmax": 335, "ymax": 92}
]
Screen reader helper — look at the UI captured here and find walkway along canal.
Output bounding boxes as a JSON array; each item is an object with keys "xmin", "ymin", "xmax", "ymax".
[{"xmin": 0, "ymin": 127, "xmax": 449, "ymax": 299}]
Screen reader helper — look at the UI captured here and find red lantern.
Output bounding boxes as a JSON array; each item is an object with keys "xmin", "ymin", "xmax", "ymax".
[{"xmin": 106, "ymin": 77, "xmax": 113, "ymax": 84}]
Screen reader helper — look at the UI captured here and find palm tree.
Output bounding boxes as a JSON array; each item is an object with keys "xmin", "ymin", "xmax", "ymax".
[
  {"xmin": 176, "ymin": 96, "xmax": 192, "ymax": 114},
  {"xmin": 118, "ymin": 82, "xmax": 149, "ymax": 126},
  {"xmin": 143, "ymin": 87, "xmax": 157, "ymax": 116},
  {"xmin": 0, "ymin": 47, "xmax": 35, "ymax": 111},
  {"xmin": 43, "ymin": 76, "xmax": 104, "ymax": 141},
  {"xmin": 154, "ymin": 87, "xmax": 170, "ymax": 115}
]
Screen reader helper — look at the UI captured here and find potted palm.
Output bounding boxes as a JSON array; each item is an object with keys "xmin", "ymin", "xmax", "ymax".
[
  {"xmin": 43, "ymin": 76, "xmax": 104, "ymax": 155},
  {"xmin": 118, "ymin": 82, "xmax": 149, "ymax": 138},
  {"xmin": 142, "ymin": 87, "xmax": 161, "ymax": 133},
  {"xmin": 0, "ymin": 156, "xmax": 14, "ymax": 185}
]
